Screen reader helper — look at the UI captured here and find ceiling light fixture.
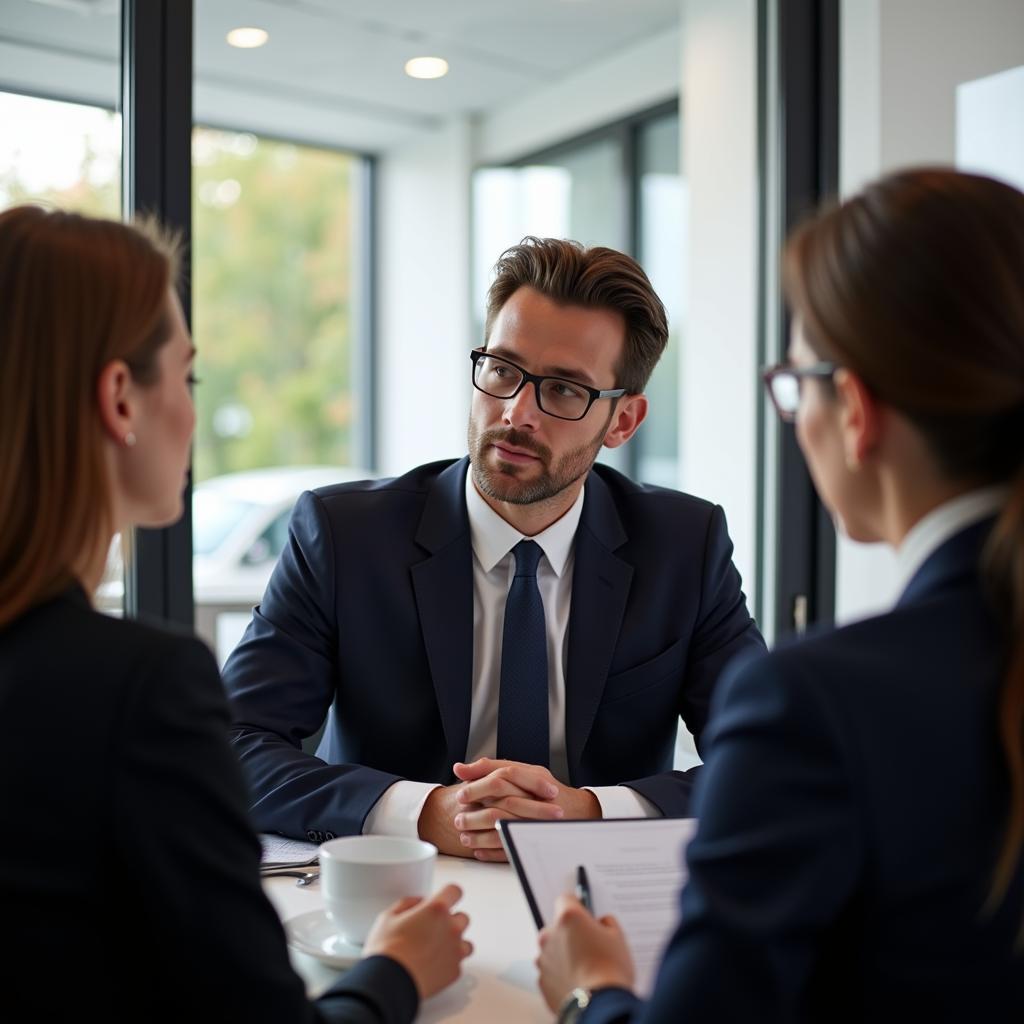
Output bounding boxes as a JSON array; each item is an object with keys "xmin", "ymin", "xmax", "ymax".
[
  {"xmin": 226, "ymin": 27, "xmax": 269, "ymax": 49},
  {"xmin": 404, "ymin": 57, "xmax": 449, "ymax": 80}
]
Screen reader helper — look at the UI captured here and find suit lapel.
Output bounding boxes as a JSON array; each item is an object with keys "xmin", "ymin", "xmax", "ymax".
[
  {"xmin": 411, "ymin": 458, "xmax": 474, "ymax": 771},
  {"xmin": 564, "ymin": 471, "xmax": 632, "ymax": 783}
]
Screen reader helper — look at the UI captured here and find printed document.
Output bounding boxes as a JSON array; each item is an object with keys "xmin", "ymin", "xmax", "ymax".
[{"xmin": 499, "ymin": 817, "xmax": 697, "ymax": 997}]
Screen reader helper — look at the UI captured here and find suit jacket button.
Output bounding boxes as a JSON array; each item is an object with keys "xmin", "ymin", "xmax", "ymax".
[
  {"xmin": 306, "ymin": 830, "xmax": 318, "ymax": 841},
  {"xmin": 324, "ymin": 831, "xmax": 336, "ymax": 840}
]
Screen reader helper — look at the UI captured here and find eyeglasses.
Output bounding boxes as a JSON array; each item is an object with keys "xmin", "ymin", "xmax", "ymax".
[
  {"xmin": 470, "ymin": 348, "xmax": 627, "ymax": 421},
  {"xmin": 761, "ymin": 362, "xmax": 839, "ymax": 422}
]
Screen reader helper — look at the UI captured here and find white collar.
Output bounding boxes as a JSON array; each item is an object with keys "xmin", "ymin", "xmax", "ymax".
[
  {"xmin": 895, "ymin": 485, "xmax": 1008, "ymax": 594},
  {"xmin": 464, "ymin": 468, "xmax": 585, "ymax": 577}
]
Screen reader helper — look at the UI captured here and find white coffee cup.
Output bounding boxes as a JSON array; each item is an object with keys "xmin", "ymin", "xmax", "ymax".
[{"xmin": 319, "ymin": 835, "xmax": 437, "ymax": 946}]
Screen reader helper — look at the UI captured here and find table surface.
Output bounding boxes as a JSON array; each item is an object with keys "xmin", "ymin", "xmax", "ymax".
[{"xmin": 263, "ymin": 855, "xmax": 551, "ymax": 1023}]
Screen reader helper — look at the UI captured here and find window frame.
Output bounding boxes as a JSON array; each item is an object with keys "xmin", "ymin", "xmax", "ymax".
[{"xmin": 755, "ymin": 0, "xmax": 839, "ymax": 640}]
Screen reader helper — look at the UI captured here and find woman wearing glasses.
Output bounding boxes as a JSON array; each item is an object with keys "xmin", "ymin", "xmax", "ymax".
[
  {"xmin": 537, "ymin": 167, "xmax": 1024, "ymax": 1021},
  {"xmin": 0, "ymin": 206, "xmax": 470, "ymax": 1021}
]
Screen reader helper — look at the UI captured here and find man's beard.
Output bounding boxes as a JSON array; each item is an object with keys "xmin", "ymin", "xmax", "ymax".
[{"xmin": 467, "ymin": 415, "xmax": 610, "ymax": 506}]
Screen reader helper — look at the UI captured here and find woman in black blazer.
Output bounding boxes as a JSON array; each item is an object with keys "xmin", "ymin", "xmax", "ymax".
[
  {"xmin": 537, "ymin": 168, "xmax": 1024, "ymax": 1021},
  {"xmin": 0, "ymin": 206, "xmax": 470, "ymax": 1022}
]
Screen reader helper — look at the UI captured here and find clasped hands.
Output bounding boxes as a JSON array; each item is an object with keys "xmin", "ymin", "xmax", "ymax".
[
  {"xmin": 414, "ymin": 758, "xmax": 636, "ymax": 1010},
  {"xmin": 418, "ymin": 757, "xmax": 602, "ymax": 862}
]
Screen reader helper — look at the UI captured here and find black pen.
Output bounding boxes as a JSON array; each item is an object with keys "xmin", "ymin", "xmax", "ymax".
[{"xmin": 575, "ymin": 864, "xmax": 593, "ymax": 914}]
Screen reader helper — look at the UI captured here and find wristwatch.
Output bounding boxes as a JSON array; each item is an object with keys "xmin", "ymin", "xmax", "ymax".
[{"xmin": 556, "ymin": 987, "xmax": 593, "ymax": 1023}]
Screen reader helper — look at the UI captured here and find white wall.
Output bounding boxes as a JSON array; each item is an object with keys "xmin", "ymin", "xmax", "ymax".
[
  {"xmin": 677, "ymin": 0, "xmax": 759, "ymax": 598},
  {"xmin": 376, "ymin": 117, "xmax": 474, "ymax": 475},
  {"xmin": 836, "ymin": 0, "xmax": 1024, "ymax": 623},
  {"xmin": 877, "ymin": 0, "xmax": 1024, "ymax": 175},
  {"xmin": 957, "ymin": 64, "xmax": 1024, "ymax": 191}
]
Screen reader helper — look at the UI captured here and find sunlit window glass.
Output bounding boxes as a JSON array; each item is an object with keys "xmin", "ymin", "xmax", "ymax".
[
  {"xmin": 1, "ymin": 90, "xmax": 124, "ymax": 616},
  {"xmin": 191, "ymin": 127, "xmax": 364, "ymax": 662},
  {"xmin": 637, "ymin": 113, "xmax": 684, "ymax": 488}
]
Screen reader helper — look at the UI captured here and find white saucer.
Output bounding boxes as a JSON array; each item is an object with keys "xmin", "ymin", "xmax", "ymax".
[{"xmin": 285, "ymin": 909, "xmax": 364, "ymax": 968}]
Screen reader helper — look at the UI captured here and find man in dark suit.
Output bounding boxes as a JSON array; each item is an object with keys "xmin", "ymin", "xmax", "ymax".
[{"xmin": 223, "ymin": 237, "xmax": 763, "ymax": 860}]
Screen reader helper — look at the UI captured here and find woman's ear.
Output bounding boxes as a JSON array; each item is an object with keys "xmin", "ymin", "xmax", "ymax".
[
  {"xmin": 834, "ymin": 368, "xmax": 881, "ymax": 470},
  {"xmin": 96, "ymin": 359, "xmax": 137, "ymax": 447}
]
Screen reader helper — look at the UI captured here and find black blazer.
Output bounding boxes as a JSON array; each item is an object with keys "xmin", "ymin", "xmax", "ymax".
[
  {"xmin": 0, "ymin": 587, "xmax": 419, "ymax": 1023},
  {"xmin": 585, "ymin": 520, "xmax": 1024, "ymax": 1023},
  {"xmin": 222, "ymin": 458, "xmax": 764, "ymax": 839}
]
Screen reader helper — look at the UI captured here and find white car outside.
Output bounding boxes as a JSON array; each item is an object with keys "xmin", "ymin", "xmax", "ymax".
[
  {"xmin": 193, "ymin": 464, "xmax": 371, "ymax": 605},
  {"xmin": 97, "ymin": 464, "xmax": 373, "ymax": 662}
]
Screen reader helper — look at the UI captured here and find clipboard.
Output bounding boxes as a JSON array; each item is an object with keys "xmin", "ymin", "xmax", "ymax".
[{"xmin": 497, "ymin": 817, "xmax": 697, "ymax": 996}]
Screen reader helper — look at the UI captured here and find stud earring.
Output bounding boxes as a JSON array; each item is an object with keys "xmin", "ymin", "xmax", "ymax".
[{"xmin": 124, "ymin": 431, "xmax": 137, "ymax": 448}]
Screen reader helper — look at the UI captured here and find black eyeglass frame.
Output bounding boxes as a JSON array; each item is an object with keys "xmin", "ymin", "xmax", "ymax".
[
  {"xmin": 470, "ymin": 348, "xmax": 628, "ymax": 421},
  {"xmin": 761, "ymin": 362, "xmax": 840, "ymax": 423}
]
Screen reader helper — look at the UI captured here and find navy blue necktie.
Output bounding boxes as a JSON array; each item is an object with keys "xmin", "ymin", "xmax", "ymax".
[{"xmin": 496, "ymin": 540, "xmax": 550, "ymax": 767}]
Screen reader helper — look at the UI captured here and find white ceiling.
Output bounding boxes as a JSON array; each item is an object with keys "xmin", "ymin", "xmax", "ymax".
[{"xmin": 0, "ymin": 0, "xmax": 680, "ymax": 150}]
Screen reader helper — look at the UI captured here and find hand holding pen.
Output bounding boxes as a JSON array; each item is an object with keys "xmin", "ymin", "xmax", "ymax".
[
  {"xmin": 575, "ymin": 864, "xmax": 593, "ymax": 914},
  {"xmin": 536, "ymin": 867, "xmax": 636, "ymax": 1013}
]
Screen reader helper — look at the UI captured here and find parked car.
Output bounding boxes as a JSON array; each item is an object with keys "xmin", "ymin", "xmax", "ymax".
[
  {"xmin": 192, "ymin": 465, "xmax": 371, "ymax": 603},
  {"xmin": 97, "ymin": 464, "xmax": 373, "ymax": 662}
]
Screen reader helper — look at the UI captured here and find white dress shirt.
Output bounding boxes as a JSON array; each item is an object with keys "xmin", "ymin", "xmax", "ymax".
[
  {"xmin": 364, "ymin": 469, "xmax": 659, "ymax": 837},
  {"xmin": 893, "ymin": 486, "xmax": 1008, "ymax": 598}
]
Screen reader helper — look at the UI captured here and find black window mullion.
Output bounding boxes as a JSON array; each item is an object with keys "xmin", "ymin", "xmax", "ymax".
[
  {"xmin": 768, "ymin": 0, "xmax": 839, "ymax": 638},
  {"xmin": 121, "ymin": 0, "xmax": 194, "ymax": 628}
]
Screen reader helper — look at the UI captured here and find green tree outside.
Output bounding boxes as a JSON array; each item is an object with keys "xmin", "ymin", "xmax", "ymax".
[{"xmin": 192, "ymin": 128, "xmax": 358, "ymax": 482}]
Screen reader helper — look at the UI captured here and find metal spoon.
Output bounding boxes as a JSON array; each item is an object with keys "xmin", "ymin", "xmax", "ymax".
[{"xmin": 261, "ymin": 868, "xmax": 320, "ymax": 886}]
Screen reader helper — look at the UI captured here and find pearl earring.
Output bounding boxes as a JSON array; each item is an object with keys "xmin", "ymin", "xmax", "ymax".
[{"xmin": 124, "ymin": 431, "xmax": 137, "ymax": 448}]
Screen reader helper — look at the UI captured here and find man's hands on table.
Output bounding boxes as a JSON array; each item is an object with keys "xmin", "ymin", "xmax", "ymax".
[{"xmin": 417, "ymin": 758, "xmax": 602, "ymax": 862}]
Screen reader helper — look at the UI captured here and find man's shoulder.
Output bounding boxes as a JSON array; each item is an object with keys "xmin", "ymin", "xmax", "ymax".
[
  {"xmin": 310, "ymin": 458, "xmax": 463, "ymax": 505},
  {"xmin": 589, "ymin": 463, "xmax": 719, "ymax": 519},
  {"xmin": 295, "ymin": 458, "xmax": 465, "ymax": 537}
]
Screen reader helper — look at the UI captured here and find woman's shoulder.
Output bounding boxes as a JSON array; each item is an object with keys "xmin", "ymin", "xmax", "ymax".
[
  {"xmin": 719, "ymin": 589, "xmax": 1000, "ymax": 730},
  {"xmin": 4, "ymin": 588, "xmax": 218, "ymax": 695}
]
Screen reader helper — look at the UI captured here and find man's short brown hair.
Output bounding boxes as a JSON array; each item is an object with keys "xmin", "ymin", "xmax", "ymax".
[{"xmin": 484, "ymin": 236, "xmax": 669, "ymax": 394}]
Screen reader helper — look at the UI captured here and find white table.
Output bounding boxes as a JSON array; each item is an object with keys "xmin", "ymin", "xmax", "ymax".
[{"xmin": 263, "ymin": 855, "xmax": 551, "ymax": 1022}]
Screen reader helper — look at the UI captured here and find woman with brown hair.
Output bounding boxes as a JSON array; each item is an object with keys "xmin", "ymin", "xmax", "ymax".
[
  {"xmin": 535, "ymin": 167, "xmax": 1024, "ymax": 1021},
  {"xmin": 0, "ymin": 205, "xmax": 470, "ymax": 1021}
]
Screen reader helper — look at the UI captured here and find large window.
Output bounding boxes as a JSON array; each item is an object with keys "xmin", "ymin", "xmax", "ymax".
[
  {"xmin": 190, "ymin": 130, "xmax": 369, "ymax": 661},
  {"xmin": 0, "ymin": 93, "xmax": 120, "ymax": 216},
  {"xmin": 472, "ymin": 103, "xmax": 683, "ymax": 486},
  {"xmin": 0, "ymin": 79, "xmax": 124, "ymax": 617}
]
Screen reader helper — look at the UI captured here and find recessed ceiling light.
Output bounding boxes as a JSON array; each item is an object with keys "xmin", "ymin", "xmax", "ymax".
[
  {"xmin": 404, "ymin": 57, "xmax": 449, "ymax": 80},
  {"xmin": 226, "ymin": 27, "xmax": 269, "ymax": 49}
]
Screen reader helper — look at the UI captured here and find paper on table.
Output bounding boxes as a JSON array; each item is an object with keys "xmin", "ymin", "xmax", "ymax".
[
  {"xmin": 259, "ymin": 833, "xmax": 320, "ymax": 867},
  {"xmin": 499, "ymin": 818, "xmax": 697, "ymax": 997}
]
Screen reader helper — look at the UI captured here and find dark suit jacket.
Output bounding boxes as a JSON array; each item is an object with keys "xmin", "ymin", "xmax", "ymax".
[
  {"xmin": 585, "ymin": 520, "xmax": 1024, "ymax": 1023},
  {"xmin": 0, "ymin": 586, "xmax": 419, "ymax": 1024},
  {"xmin": 223, "ymin": 457, "xmax": 763, "ymax": 839}
]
